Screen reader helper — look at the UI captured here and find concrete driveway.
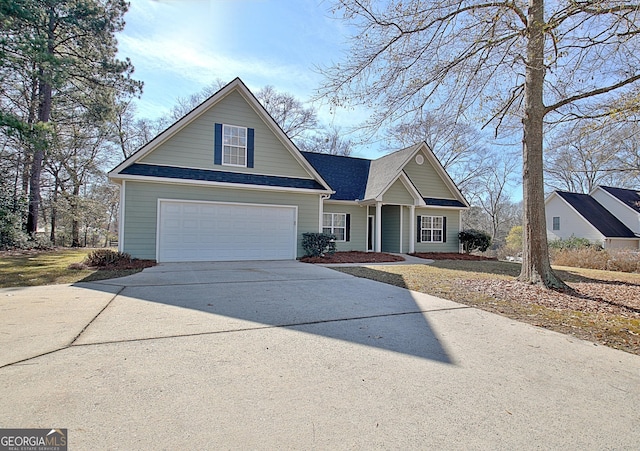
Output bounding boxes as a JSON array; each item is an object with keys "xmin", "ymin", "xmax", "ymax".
[{"xmin": 1, "ymin": 260, "xmax": 639, "ymax": 449}]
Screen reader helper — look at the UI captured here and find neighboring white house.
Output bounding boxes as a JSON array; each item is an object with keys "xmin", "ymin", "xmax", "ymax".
[{"xmin": 545, "ymin": 190, "xmax": 640, "ymax": 250}]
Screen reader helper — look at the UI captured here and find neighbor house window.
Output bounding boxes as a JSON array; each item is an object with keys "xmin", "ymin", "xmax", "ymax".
[
  {"xmin": 323, "ymin": 213, "xmax": 346, "ymax": 241},
  {"xmin": 420, "ymin": 215, "xmax": 443, "ymax": 243},
  {"xmin": 553, "ymin": 216, "xmax": 560, "ymax": 230},
  {"xmin": 222, "ymin": 124, "xmax": 247, "ymax": 166}
]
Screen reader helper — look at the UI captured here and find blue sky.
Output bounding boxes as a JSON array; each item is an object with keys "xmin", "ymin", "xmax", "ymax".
[
  {"xmin": 116, "ymin": 0, "xmax": 523, "ymax": 202},
  {"xmin": 117, "ymin": 0, "xmax": 378, "ymax": 153}
]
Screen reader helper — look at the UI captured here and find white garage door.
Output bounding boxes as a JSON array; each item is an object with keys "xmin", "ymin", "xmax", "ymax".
[{"xmin": 157, "ymin": 200, "xmax": 297, "ymax": 262}]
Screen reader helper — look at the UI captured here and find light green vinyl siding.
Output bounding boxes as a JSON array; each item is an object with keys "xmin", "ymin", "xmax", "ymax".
[
  {"xmin": 323, "ymin": 203, "xmax": 368, "ymax": 252},
  {"xmin": 414, "ymin": 208, "xmax": 460, "ymax": 253},
  {"xmin": 381, "ymin": 205, "xmax": 401, "ymax": 252},
  {"xmin": 382, "ymin": 179, "xmax": 415, "ymax": 205},
  {"xmin": 404, "ymin": 150, "xmax": 455, "ymax": 199},
  {"xmin": 140, "ymin": 91, "xmax": 311, "ymax": 179},
  {"xmin": 123, "ymin": 180, "xmax": 320, "ymax": 260}
]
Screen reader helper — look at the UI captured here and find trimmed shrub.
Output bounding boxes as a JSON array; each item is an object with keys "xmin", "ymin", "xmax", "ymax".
[
  {"xmin": 85, "ymin": 249, "xmax": 132, "ymax": 267},
  {"xmin": 459, "ymin": 229, "xmax": 492, "ymax": 254},
  {"xmin": 302, "ymin": 232, "xmax": 336, "ymax": 257}
]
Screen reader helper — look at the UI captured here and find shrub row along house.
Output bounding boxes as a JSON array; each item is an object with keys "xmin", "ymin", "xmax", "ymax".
[
  {"xmin": 109, "ymin": 78, "xmax": 469, "ymax": 262},
  {"xmin": 545, "ymin": 186, "xmax": 640, "ymax": 250}
]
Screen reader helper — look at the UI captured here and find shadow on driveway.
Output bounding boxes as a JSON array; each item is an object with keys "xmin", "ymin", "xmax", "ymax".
[{"xmin": 74, "ymin": 261, "xmax": 462, "ymax": 364}]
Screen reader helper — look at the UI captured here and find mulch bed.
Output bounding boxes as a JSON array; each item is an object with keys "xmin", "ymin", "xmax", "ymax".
[
  {"xmin": 410, "ymin": 252, "xmax": 497, "ymax": 261},
  {"xmin": 300, "ymin": 251, "xmax": 405, "ymax": 264}
]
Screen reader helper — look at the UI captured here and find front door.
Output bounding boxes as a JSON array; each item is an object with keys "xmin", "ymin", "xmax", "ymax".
[{"xmin": 367, "ymin": 215, "xmax": 374, "ymax": 251}]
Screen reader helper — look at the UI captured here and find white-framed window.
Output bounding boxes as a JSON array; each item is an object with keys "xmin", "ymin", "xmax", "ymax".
[
  {"xmin": 420, "ymin": 215, "xmax": 443, "ymax": 243},
  {"xmin": 552, "ymin": 216, "xmax": 560, "ymax": 231},
  {"xmin": 323, "ymin": 213, "xmax": 346, "ymax": 241},
  {"xmin": 222, "ymin": 124, "xmax": 247, "ymax": 166}
]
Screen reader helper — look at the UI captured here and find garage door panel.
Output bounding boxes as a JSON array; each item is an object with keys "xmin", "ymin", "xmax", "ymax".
[{"xmin": 158, "ymin": 201, "xmax": 296, "ymax": 262}]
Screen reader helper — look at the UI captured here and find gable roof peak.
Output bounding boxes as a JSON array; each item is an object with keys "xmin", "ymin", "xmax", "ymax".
[{"xmin": 108, "ymin": 77, "xmax": 332, "ymax": 192}]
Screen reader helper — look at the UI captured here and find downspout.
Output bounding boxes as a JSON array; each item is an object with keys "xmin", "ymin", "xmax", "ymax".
[
  {"xmin": 118, "ymin": 180, "xmax": 125, "ymax": 253},
  {"xmin": 319, "ymin": 194, "xmax": 330, "ymax": 232}
]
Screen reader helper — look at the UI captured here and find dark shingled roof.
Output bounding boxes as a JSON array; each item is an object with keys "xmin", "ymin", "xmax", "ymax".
[
  {"xmin": 120, "ymin": 163, "xmax": 326, "ymax": 190},
  {"xmin": 424, "ymin": 198, "xmax": 468, "ymax": 208},
  {"xmin": 301, "ymin": 151, "xmax": 371, "ymax": 200},
  {"xmin": 600, "ymin": 186, "xmax": 640, "ymax": 214},
  {"xmin": 556, "ymin": 191, "xmax": 637, "ymax": 238}
]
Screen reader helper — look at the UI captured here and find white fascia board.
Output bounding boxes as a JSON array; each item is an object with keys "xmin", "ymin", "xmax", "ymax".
[
  {"xmin": 323, "ymin": 199, "xmax": 362, "ymax": 205},
  {"xmin": 110, "ymin": 174, "xmax": 333, "ymax": 195}
]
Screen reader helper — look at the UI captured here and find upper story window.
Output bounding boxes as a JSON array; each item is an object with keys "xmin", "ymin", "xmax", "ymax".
[
  {"xmin": 552, "ymin": 216, "xmax": 560, "ymax": 230},
  {"xmin": 222, "ymin": 124, "xmax": 247, "ymax": 167}
]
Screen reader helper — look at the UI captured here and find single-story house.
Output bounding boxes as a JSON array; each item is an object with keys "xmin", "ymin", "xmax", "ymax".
[
  {"xmin": 545, "ymin": 190, "xmax": 640, "ymax": 249},
  {"xmin": 108, "ymin": 78, "xmax": 469, "ymax": 262}
]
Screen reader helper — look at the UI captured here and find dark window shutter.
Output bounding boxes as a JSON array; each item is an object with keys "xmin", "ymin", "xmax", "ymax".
[
  {"xmin": 417, "ymin": 216, "xmax": 422, "ymax": 243},
  {"xmin": 214, "ymin": 123, "xmax": 222, "ymax": 165},
  {"xmin": 345, "ymin": 214, "xmax": 351, "ymax": 242},
  {"xmin": 247, "ymin": 128, "xmax": 255, "ymax": 168},
  {"xmin": 442, "ymin": 217, "xmax": 447, "ymax": 243}
]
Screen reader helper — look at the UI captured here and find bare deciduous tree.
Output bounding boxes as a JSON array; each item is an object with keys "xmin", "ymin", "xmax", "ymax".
[
  {"xmin": 546, "ymin": 118, "xmax": 640, "ymax": 193},
  {"xmin": 469, "ymin": 156, "xmax": 520, "ymax": 245},
  {"xmin": 298, "ymin": 124, "xmax": 354, "ymax": 155},
  {"xmin": 317, "ymin": 0, "xmax": 640, "ymax": 288}
]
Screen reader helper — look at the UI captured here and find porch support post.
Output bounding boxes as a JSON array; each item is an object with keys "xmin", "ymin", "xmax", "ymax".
[
  {"xmin": 375, "ymin": 201, "xmax": 382, "ymax": 252},
  {"xmin": 399, "ymin": 206, "xmax": 403, "ymax": 254},
  {"xmin": 409, "ymin": 205, "xmax": 415, "ymax": 254}
]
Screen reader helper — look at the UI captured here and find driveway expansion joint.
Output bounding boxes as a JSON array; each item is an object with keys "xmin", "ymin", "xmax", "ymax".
[
  {"xmin": 68, "ymin": 305, "xmax": 471, "ymax": 348},
  {"xmin": 70, "ymin": 286, "xmax": 125, "ymax": 346}
]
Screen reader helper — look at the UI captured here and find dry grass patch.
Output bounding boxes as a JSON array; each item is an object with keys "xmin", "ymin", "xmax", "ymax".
[
  {"xmin": 0, "ymin": 248, "xmax": 153, "ymax": 288},
  {"xmin": 334, "ymin": 261, "xmax": 640, "ymax": 356}
]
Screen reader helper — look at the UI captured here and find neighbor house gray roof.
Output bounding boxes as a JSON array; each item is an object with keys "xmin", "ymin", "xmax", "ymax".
[
  {"xmin": 599, "ymin": 186, "xmax": 640, "ymax": 214},
  {"xmin": 120, "ymin": 163, "xmax": 326, "ymax": 190},
  {"xmin": 555, "ymin": 191, "xmax": 637, "ymax": 238}
]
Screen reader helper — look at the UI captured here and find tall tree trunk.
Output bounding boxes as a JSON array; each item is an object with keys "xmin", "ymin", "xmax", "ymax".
[
  {"xmin": 26, "ymin": 9, "xmax": 55, "ymax": 235},
  {"xmin": 71, "ymin": 184, "xmax": 81, "ymax": 247},
  {"xmin": 49, "ymin": 179, "xmax": 58, "ymax": 244},
  {"xmin": 518, "ymin": 0, "xmax": 568, "ymax": 289}
]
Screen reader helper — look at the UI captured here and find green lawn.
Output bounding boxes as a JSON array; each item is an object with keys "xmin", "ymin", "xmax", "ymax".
[{"xmin": 0, "ymin": 248, "xmax": 145, "ymax": 288}]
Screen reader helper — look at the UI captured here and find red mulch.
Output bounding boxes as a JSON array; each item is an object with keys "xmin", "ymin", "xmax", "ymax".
[
  {"xmin": 300, "ymin": 251, "xmax": 405, "ymax": 264},
  {"xmin": 410, "ymin": 252, "xmax": 497, "ymax": 261}
]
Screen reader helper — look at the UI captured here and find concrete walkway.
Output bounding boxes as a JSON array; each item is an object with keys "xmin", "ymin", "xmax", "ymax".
[{"xmin": 1, "ymin": 260, "xmax": 639, "ymax": 449}]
